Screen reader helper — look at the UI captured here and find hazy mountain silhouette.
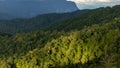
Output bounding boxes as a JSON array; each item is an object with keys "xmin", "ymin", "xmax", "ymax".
[{"xmin": 0, "ymin": 0, "xmax": 78, "ymax": 19}]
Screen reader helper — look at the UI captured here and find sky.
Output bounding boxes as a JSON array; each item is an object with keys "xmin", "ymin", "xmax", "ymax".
[
  {"xmin": 67, "ymin": 0, "xmax": 120, "ymax": 9},
  {"xmin": 0, "ymin": 0, "xmax": 120, "ymax": 9}
]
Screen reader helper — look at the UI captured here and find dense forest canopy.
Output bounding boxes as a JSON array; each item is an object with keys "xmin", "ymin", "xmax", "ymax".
[
  {"xmin": 0, "ymin": 5, "xmax": 119, "ymax": 68},
  {"xmin": 0, "ymin": 10, "xmax": 88, "ymax": 34}
]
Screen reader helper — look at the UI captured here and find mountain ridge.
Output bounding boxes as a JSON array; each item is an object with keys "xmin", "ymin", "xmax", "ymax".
[
  {"xmin": 0, "ymin": 10, "xmax": 88, "ymax": 34},
  {"xmin": 0, "ymin": 0, "xmax": 78, "ymax": 19}
]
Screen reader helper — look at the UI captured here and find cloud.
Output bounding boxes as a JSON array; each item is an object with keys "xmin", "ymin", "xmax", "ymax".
[
  {"xmin": 67, "ymin": 0, "xmax": 111, "ymax": 3},
  {"xmin": 67, "ymin": 0, "xmax": 120, "ymax": 9}
]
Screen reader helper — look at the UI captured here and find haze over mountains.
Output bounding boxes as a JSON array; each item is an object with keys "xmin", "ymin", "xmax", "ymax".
[{"xmin": 0, "ymin": 0, "xmax": 78, "ymax": 19}]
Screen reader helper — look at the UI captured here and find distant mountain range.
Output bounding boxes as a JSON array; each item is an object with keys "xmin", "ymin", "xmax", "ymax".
[{"xmin": 0, "ymin": 0, "xmax": 78, "ymax": 19}]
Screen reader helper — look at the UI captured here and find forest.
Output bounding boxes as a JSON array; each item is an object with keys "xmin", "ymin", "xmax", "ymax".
[{"xmin": 0, "ymin": 5, "xmax": 120, "ymax": 68}]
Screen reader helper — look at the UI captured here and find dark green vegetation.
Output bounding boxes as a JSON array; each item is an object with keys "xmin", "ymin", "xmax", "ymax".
[
  {"xmin": 0, "ymin": 10, "xmax": 88, "ymax": 34},
  {"xmin": 0, "ymin": 5, "xmax": 120, "ymax": 68},
  {"xmin": 47, "ymin": 5, "xmax": 120, "ymax": 31}
]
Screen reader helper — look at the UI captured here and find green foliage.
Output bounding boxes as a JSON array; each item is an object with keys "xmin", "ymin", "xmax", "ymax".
[
  {"xmin": 0, "ymin": 10, "xmax": 87, "ymax": 34},
  {"xmin": 0, "ymin": 5, "xmax": 120, "ymax": 68},
  {"xmin": 47, "ymin": 5, "xmax": 120, "ymax": 31},
  {"xmin": 0, "ymin": 18, "xmax": 119, "ymax": 68}
]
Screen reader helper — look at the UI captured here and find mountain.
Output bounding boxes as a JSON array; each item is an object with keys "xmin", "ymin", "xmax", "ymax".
[
  {"xmin": 47, "ymin": 5, "xmax": 120, "ymax": 31},
  {"xmin": 0, "ymin": 0, "xmax": 78, "ymax": 19},
  {"xmin": 0, "ymin": 5, "xmax": 119, "ymax": 68},
  {"xmin": 0, "ymin": 10, "xmax": 88, "ymax": 34}
]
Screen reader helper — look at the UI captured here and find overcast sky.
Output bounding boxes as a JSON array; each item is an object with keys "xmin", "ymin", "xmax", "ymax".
[{"xmin": 67, "ymin": 0, "xmax": 120, "ymax": 9}]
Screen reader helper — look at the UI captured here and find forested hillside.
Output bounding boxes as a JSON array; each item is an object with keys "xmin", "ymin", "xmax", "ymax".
[
  {"xmin": 0, "ymin": 5, "xmax": 119, "ymax": 68},
  {"xmin": 0, "ymin": 10, "xmax": 88, "ymax": 34},
  {"xmin": 47, "ymin": 5, "xmax": 120, "ymax": 31}
]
